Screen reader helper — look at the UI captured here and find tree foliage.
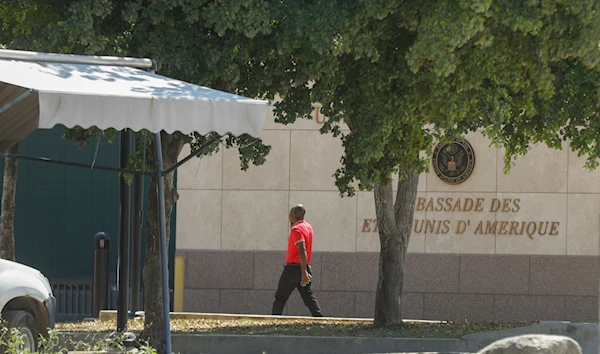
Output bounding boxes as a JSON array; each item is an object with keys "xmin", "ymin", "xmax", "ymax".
[
  {"xmin": 99, "ymin": 0, "xmax": 599, "ymax": 196},
  {"xmin": 2, "ymin": 0, "xmax": 599, "ymax": 190}
]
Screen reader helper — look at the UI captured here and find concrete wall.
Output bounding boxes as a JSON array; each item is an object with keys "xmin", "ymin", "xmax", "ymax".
[
  {"xmin": 177, "ymin": 250, "xmax": 598, "ymax": 322},
  {"xmin": 175, "ymin": 104, "xmax": 600, "ymax": 320}
]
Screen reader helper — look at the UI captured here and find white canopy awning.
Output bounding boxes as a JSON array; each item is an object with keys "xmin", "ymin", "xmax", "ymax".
[{"xmin": 0, "ymin": 57, "xmax": 268, "ymax": 152}]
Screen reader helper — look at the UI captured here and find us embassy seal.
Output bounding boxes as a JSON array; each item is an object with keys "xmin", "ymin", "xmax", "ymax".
[{"xmin": 432, "ymin": 139, "xmax": 475, "ymax": 185}]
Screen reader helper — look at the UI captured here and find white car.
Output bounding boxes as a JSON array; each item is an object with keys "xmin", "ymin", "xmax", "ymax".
[{"xmin": 0, "ymin": 259, "xmax": 56, "ymax": 352}]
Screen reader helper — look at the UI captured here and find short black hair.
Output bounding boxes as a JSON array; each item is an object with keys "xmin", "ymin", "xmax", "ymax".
[{"xmin": 290, "ymin": 204, "xmax": 306, "ymax": 218}]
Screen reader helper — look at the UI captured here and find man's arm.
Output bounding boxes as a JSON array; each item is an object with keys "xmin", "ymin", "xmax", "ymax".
[{"xmin": 296, "ymin": 241, "xmax": 311, "ymax": 285}]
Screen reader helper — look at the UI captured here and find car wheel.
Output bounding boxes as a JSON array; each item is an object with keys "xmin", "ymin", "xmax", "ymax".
[{"xmin": 3, "ymin": 310, "xmax": 39, "ymax": 353}]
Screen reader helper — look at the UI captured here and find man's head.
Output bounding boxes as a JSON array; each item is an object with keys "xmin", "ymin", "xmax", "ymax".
[{"xmin": 289, "ymin": 204, "xmax": 306, "ymax": 225}]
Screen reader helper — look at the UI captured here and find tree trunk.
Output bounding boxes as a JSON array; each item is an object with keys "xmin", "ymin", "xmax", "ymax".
[
  {"xmin": 0, "ymin": 143, "xmax": 19, "ymax": 261},
  {"xmin": 141, "ymin": 133, "xmax": 184, "ymax": 353},
  {"xmin": 373, "ymin": 169, "xmax": 419, "ymax": 327}
]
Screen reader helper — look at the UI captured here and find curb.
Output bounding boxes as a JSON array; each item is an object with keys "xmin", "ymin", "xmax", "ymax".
[{"xmin": 97, "ymin": 310, "xmax": 444, "ymax": 324}]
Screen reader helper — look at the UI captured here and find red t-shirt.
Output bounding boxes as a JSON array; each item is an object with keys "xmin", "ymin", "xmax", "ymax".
[{"xmin": 285, "ymin": 220, "xmax": 313, "ymax": 264}]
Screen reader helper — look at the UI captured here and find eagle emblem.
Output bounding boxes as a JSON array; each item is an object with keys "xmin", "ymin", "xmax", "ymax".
[{"xmin": 432, "ymin": 139, "xmax": 475, "ymax": 185}]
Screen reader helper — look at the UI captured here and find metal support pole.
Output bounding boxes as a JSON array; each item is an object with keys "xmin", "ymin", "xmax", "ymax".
[
  {"xmin": 0, "ymin": 90, "xmax": 32, "ymax": 114},
  {"xmin": 163, "ymin": 135, "xmax": 221, "ymax": 176},
  {"xmin": 153, "ymin": 132, "xmax": 172, "ymax": 354},
  {"xmin": 92, "ymin": 232, "xmax": 110, "ymax": 318},
  {"xmin": 2, "ymin": 153, "xmax": 153, "ymax": 176},
  {"xmin": 117, "ymin": 129, "xmax": 132, "ymax": 332},
  {"xmin": 131, "ymin": 172, "xmax": 143, "ymax": 312},
  {"xmin": 0, "ymin": 49, "xmax": 153, "ymax": 69}
]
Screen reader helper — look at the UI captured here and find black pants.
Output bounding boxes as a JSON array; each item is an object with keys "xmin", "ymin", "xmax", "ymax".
[{"xmin": 272, "ymin": 264, "xmax": 323, "ymax": 317}]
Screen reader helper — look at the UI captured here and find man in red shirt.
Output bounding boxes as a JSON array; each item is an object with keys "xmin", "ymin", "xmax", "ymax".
[{"xmin": 271, "ymin": 205, "xmax": 323, "ymax": 317}]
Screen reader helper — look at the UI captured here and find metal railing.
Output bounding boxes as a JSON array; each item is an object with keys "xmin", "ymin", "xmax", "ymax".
[
  {"xmin": 52, "ymin": 283, "xmax": 94, "ymax": 322},
  {"xmin": 50, "ymin": 280, "xmax": 172, "ymax": 322},
  {"xmin": 51, "ymin": 281, "xmax": 145, "ymax": 322}
]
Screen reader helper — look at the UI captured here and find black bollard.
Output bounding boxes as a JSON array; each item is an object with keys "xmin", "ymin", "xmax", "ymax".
[{"xmin": 92, "ymin": 232, "xmax": 110, "ymax": 319}]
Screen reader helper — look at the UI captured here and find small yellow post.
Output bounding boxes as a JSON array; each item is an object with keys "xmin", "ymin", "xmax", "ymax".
[{"xmin": 174, "ymin": 256, "xmax": 185, "ymax": 312}]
